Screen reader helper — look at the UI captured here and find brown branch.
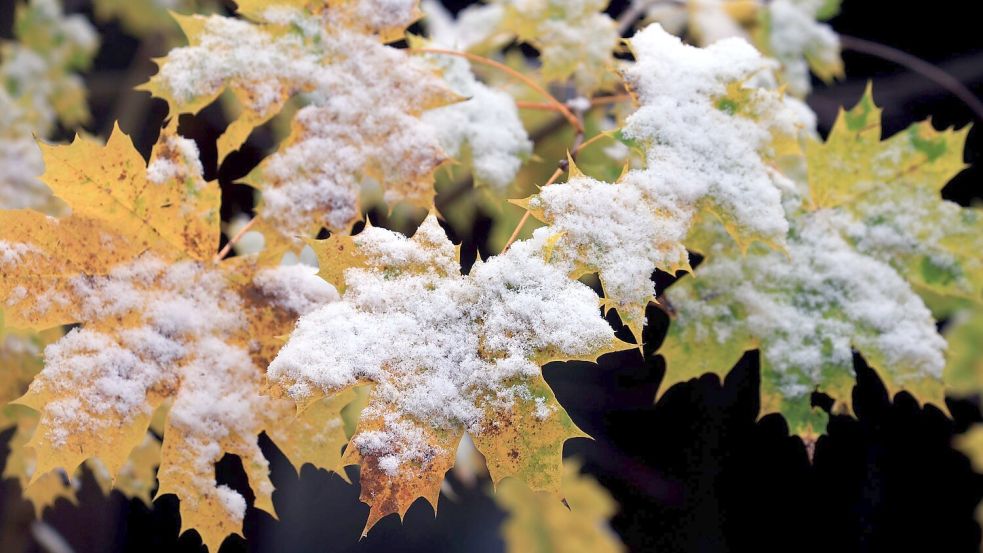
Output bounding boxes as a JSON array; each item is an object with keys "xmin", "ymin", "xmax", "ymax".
[
  {"xmin": 215, "ymin": 217, "xmax": 257, "ymax": 262},
  {"xmin": 501, "ymin": 167, "xmax": 565, "ymax": 253},
  {"xmin": 412, "ymin": 48, "xmax": 583, "ymax": 132},
  {"xmin": 839, "ymin": 34, "xmax": 983, "ymax": 122},
  {"xmin": 515, "ymin": 100, "xmax": 562, "ymax": 111}
]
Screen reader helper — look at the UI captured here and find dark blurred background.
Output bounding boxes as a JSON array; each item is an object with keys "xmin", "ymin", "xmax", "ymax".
[{"xmin": 1, "ymin": 0, "xmax": 982, "ymax": 551}]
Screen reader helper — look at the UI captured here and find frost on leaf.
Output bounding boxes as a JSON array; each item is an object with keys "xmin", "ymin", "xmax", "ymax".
[
  {"xmin": 521, "ymin": 25, "xmax": 802, "ymax": 342},
  {"xmin": 268, "ymin": 215, "xmax": 627, "ymax": 532},
  {"xmin": 493, "ymin": 0, "xmax": 620, "ymax": 93},
  {"xmin": 496, "ymin": 461, "xmax": 625, "ymax": 553},
  {"xmin": 142, "ymin": 1, "xmax": 459, "ymax": 249},
  {"xmin": 0, "ymin": 126, "xmax": 340, "ymax": 551},
  {"xmin": 660, "ymin": 215, "xmax": 947, "ymax": 439},
  {"xmin": 0, "ymin": 0, "xmax": 98, "ymax": 210},
  {"xmin": 806, "ymin": 88, "xmax": 979, "ymax": 302}
]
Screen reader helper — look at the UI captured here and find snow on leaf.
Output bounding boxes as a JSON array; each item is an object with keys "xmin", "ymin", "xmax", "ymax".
[
  {"xmin": 520, "ymin": 25, "xmax": 801, "ymax": 342},
  {"xmin": 493, "ymin": 0, "xmax": 620, "ymax": 93},
  {"xmin": 417, "ymin": 37, "xmax": 533, "ymax": 192},
  {"xmin": 142, "ymin": 1, "xmax": 459, "ymax": 249},
  {"xmin": 495, "ymin": 461, "xmax": 625, "ymax": 553},
  {"xmin": 268, "ymin": 215, "xmax": 627, "ymax": 532},
  {"xmin": 806, "ymin": 88, "xmax": 979, "ymax": 302},
  {"xmin": 1, "ymin": 0, "xmax": 98, "ymax": 210},
  {"xmin": 0, "ymin": 127, "xmax": 343, "ymax": 550},
  {"xmin": 645, "ymin": 0, "xmax": 843, "ymax": 97},
  {"xmin": 755, "ymin": 0, "xmax": 843, "ymax": 96},
  {"xmin": 660, "ymin": 215, "xmax": 947, "ymax": 438}
]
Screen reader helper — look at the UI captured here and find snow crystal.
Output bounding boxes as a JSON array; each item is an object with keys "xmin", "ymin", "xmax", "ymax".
[{"xmin": 268, "ymin": 216, "xmax": 615, "ymax": 471}]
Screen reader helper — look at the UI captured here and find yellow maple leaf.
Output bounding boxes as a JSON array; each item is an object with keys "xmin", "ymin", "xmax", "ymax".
[
  {"xmin": 268, "ymin": 215, "xmax": 629, "ymax": 533},
  {"xmin": 141, "ymin": 1, "xmax": 459, "ymax": 253},
  {"xmin": 495, "ymin": 461, "xmax": 625, "ymax": 553},
  {"xmin": 0, "ymin": 125, "xmax": 347, "ymax": 551}
]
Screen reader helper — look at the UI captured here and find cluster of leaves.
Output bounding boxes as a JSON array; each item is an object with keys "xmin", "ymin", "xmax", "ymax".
[
  {"xmin": 1, "ymin": 0, "xmax": 983, "ymax": 551},
  {"xmin": 0, "ymin": 0, "xmax": 97, "ymax": 209},
  {"xmin": 643, "ymin": 0, "xmax": 844, "ymax": 96}
]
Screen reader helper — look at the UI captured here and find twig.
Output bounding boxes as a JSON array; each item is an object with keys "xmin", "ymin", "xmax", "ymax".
[
  {"xmin": 412, "ymin": 48, "xmax": 583, "ymax": 132},
  {"xmin": 839, "ymin": 34, "xmax": 983, "ymax": 122},
  {"xmin": 515, "ymin": 100, "xmax": 562, "ymax": 111},
  {"xmin": 215, "ymin": 217, "xmax": 257, "ymax": 262},
  {"xmin": 572, "ymin": 132, "xmax": 608, "ymax": 156},
  {"xmin": 502, "ymin": 167, "xmax": 564, "ymax": 253}
]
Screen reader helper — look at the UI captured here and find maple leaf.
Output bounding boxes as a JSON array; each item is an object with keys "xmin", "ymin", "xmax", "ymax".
[
  {"xmin": 660, "ymin": 215, "xmax": 948, "ymax": 439},
  {"xmin": 753, "ymin": 0, "xmax": 844, "ymax": 96},
  {"xmin": 2, "ymin": 413, "xmax": 78, "ymax": 518},
  {"xmin": 415, "ymin": 36, "xmax": 533, "ymax": 192},
  {"xmin": 92, "ymin": 0, "xmax": 207, "ymax": 36},
  {"xmin": 944, "ymin": 308, "xmax": 983, "ymax": 397},
  {"xmin": 89, "ymin": 431, "xmax": 163, "ymax": 506},
  {"xmin": 0, "ymin": 125, "xmax": 342, "ymax": 551},
  {"xmin": 955, "ymin": 425, "xmax": 983, "ymax": 533},
  {"xmin": 494, "ymin": 0, "xmax": 620, "ymax": 93},
  {"xmin": 268, "ymin": 215, "xmax": 629, "ymax": 532},
  {"xmin": 518, "ymin": 25, "xmax": 804, "ymax": 342},
  {"xmin": 141, "ymin": 1, "xmax": 459, "ymax": 251},
  {"xmin": 806, "ymin": 87, "xmax": 979, "ymax": 302},
  {"xmin": 0, "ymin": 326, "xmax": 61, "ymax": 429},
  {"xmin": 0, "ymin": 0, "xmax": 98, "ymax": 211},
  {"xmin": 495, "ymin": 461, "xmax": 625, "ymax": 553}
]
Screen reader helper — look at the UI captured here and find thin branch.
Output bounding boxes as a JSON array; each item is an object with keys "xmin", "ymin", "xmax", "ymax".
[
  {"xmin": 215, "ymin": 217, "xmax": 257, "ymax": 262},
  {"xmin": 572, "ymin": 132, "xmax": 609, "ymax": 156},
  {"xmin": 839, "ymin": 34, "xmax": 983, "ymax": 122},
  {"xmin": 502, "ymin": 167, "xmax": 564, "ymax": 253},
  {"xmin": 502, "ymin": 211, "xmax": 533, "ymax": 254},
  {"xmin": 411, "ymin": 48, "xmax": 583, "ymax": 132},
  {"xmin": 515, "ymin": 100, "xmax": 562, "ymax": 111}
]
